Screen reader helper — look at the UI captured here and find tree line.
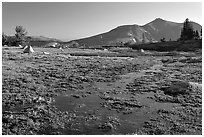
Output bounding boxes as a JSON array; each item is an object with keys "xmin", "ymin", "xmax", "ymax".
[
  {"xmin": 2, "ymin": 18, "xmax": 202, "ymax": 46},
  {"xmin": 2, "ymin": 26, "xmax": 28, "ymax": 46},
  {"xmin": 179, "ymin": 18, "xmax": 201, "ymax": 41},
  {"xmin": 160, "ymin": 18, "xmax": 202, "ymax": 42}
]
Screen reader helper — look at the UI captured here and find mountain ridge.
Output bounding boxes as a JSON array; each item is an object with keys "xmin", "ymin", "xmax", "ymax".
[{"xmin": 71, "ymin": 18, "xmax": 201, "ymax": 46}]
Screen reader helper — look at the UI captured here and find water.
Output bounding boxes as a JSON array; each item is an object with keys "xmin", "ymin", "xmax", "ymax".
[
  {"xmin": 52, "ymin": 92, "xmax": 161, "ymax": 134},
  {"xmin": 51, "ymin": 68, "xmax": 180, "ymax": 134}
]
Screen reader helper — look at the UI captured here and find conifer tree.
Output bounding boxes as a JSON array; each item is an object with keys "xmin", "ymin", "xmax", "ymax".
[
  {"xmin": 15, "ymin": 26, "xmax": 27, "ymax": 46},
  {"xmin": 2, "ymin": 32, "xmax": 8, "ymax": 45},
  {"xmin": 194, "ymin": 30, "xmax": 200, "ymax": 40},
  {"xmin": 180, "ymin": 18, "xmax": 194, "ymax": 40},
  {"xmin": 200, "ymin": 29, "xmax": 202, "ymax": 39},
  {"xmin": 142, "ymin": 33, "xmax": 145, "ymax": 43}
]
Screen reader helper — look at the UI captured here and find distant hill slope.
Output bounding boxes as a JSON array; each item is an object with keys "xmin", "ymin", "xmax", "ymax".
[
  {"xmin": 75, "ymin": 25, "xmax": 157, "ymax": 46},
  {"xmin": 142, "ymin": 18, "xmax": 201, "ymax": 41},
  {"xmin": 5, "ymin": 35, "xmax": 62, "ymax": 47},
  {"xmin": 27, "ymin": 36, "xmax": 63, "ymax": 47},
  {"xmin": 72, "ymin": 18, "xmax": 202, "ymax": 46},
  {"xmin": 27, "ymin": 36, "xmax": 62, "ymax": 42}
]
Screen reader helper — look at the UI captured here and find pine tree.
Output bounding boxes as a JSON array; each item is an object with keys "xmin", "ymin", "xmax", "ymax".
[
  {"xmin": 180, "ymin": 18, "xmax": 194, "ymax": 40},
  {"xmin": 194, "ymin": 30, "xmax": 200, "ymax": 40},
  {"xmin": 160, "ymin": 37, "xmax": 165, "ymax": 42},
  {"xmin": 15, "ymin": 26, "xmax": 27, "ymax": 46},
  {"xmin": 2, "ymin": 32, "xmax": 8, "ymax": 46},
  {"xmin": 200, "ymin": 29, "xmax": 202, "ymax": 39},
  {"xmin": 142, "ymin": 33, "xmax": 145, "ymax": 43}
]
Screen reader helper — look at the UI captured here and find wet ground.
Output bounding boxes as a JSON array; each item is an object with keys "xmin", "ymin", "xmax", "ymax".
[{"xmin": 2, "ymin": 47, "xmax": 202, "ymax": 135}]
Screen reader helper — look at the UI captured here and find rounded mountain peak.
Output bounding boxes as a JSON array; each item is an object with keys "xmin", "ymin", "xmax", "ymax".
[{"xmin": 154, "ymin": 18, "xmax": 165, "ymax": 22}]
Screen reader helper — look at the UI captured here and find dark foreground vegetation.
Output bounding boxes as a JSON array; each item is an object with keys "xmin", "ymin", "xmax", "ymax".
[
  {"xmin": 129, "ymin": 40, "xmax": 202, "ymax": 52},
  {"xmin": 2, "ymin": 45, "xmax": 202, "ymax": 135}
]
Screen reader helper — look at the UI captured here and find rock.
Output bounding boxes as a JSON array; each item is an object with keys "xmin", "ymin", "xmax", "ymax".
[
  {"xmin": 71, "ymin": 94, "xmax": 81, "ymax": 98},
  {"xmin": 98, "ymin": 122, "xmax": 114, "ymax": 131},
  {"xmin": 27, "ymin": 119, "xmax": 35, "ymax": 127},
  {"xmin": 42, "ymin": 52, "xmax": 50, "ymax": 55},
  {"xmin": 161, "ymin": 80, "xmax": 191, "ymax": 96}
]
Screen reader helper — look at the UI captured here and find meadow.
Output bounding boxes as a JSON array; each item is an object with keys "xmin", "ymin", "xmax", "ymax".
[{"xmin": 2, "ymin": 46, "xmax": 202, "ymax": 135}]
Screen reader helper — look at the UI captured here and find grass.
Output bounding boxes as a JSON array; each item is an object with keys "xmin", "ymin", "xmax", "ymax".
[
  {"xmin": 2, "ymin": 46, "xmax": 202, "ymax": 135},
  {"xmin": 129, "ymin": 40, "xmax": 202, "ymax": 51}
]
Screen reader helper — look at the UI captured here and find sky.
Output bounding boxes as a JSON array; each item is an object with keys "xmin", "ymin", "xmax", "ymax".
[{"xmin": 2, "ymin": 2, "xmax": 202, "ymax": 41}]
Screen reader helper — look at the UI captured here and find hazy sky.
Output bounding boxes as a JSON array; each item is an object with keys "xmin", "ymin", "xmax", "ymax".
[{"xmin": 2, "ymin": 2, "xmax": 202, "ymax": 41}]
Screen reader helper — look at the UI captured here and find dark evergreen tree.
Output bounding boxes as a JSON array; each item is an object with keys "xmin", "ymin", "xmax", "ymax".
[
  {"xmin": 200, "ymin": 29, "xmax": 202, "ymax": 39},
  {"xmin": 15, "ymin": 26, "xmax": 27, "ymax": 46},
  {"xmin": 142, "ymin": 33, "xmax": 145, "ymax": 43},
  {"xmin": 194, "ymin": 30, "xmax": 200, "ymax": 40},
  {"xmin": 160, "ymin": 37, "xmax": 165, "ymax": 42},
  {"xmin": 2, "ymin": 32, "xmax": 8, "ymax": 45},
  {"xmin": 180, "ymin": 18, "xmax": 194, "ymax": 40}
]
